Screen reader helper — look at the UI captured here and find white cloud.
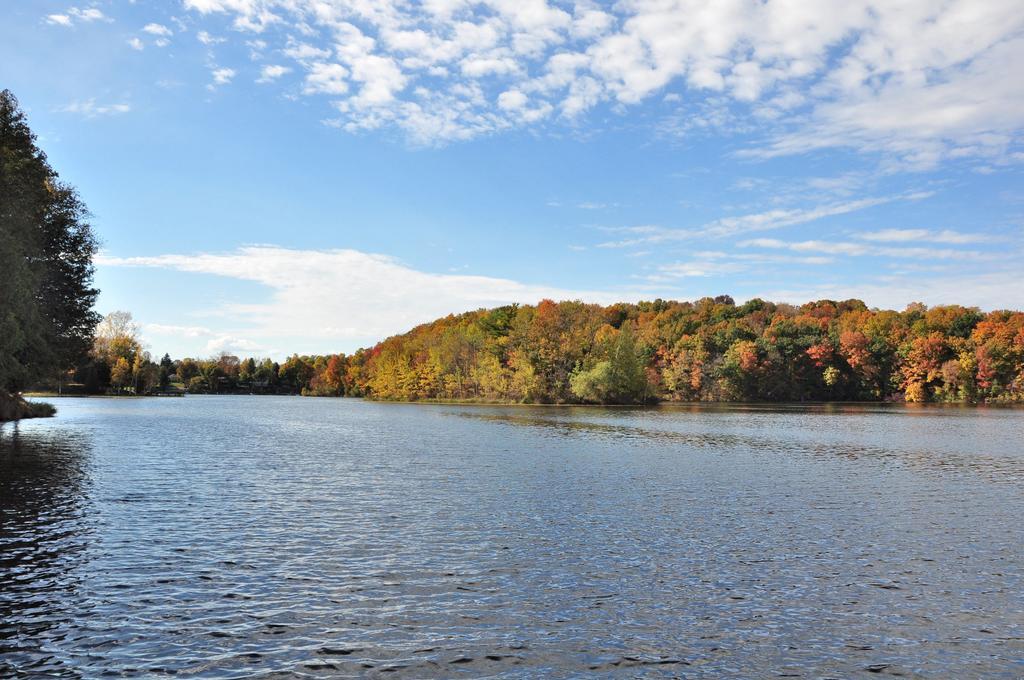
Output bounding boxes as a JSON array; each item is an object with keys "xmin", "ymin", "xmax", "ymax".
[
  {"xmin": 145, "ymin": 323, "xmax": 217, "ymax": 339},
  {"xmin": 46, "ymin": 6, "xmax": 108, "ymax": 26},
  {"xmin": 347, "ymin": 53, "xmax": 408, "ymax": 107},
  {"xmin": 462, "ymin": 55, "xmax": 519, "ymax": 78},
  {"xmin": 283, "ymin": 40, "xmax": 330, "ymax": 63},
  {"xmin": 873, "ymin": 246, "xmax": 1000, "ymax": 261},
  {"xmin": 202, "ymin": 335, "xmax": 267, "ymax": 355},
  {"xmin": 143, "ymin": 324, "xmax": 269, "ymax": 358},
  {"xmin": 598, "ymin": 195, "xmax": 907, "ymax": 248},
  {"xmin": 740, "ymin": 237, "xmax": 1004, "ymax": 261},
  {"xmin": 96, "ymin": 246, "xmax": 659, "ymax": 352},
  {"xmin": 197, "ymin": 30, "xmax": 225, "ymax": 45},
  {"xmin": 163, "ymin": 0, "xmax": 1019, "ymax": 158},
  {"xmin": 742, "ymin": 239, "xmax": 871, "ymax": 256},
  {"xmin": 741, "ymin": 238, "xmax": 786, "ymax": 249},
  {"xmin": 184, "ymin": 0, "xmax": 280, "ymax": 32},
  {"xmin": 60, "ymin": 99, "xmax": 131, "ymax": 117},
  {"xmin": 302, "ymin": 62, "xmax": 349, "ymax": 95},
  {"xmin": 209, "ymin": 67, "xmax": 236, "ymax": 88},
  {"xmin": 71, "ymin": 7, "xmax": 105, "ymax": 22},
  {"xmin": 257, "ymin": 64, "xmax": 291, "ymax": 83},
  {"xmin": 572, "ymin": 7, "xmax": 613, "ymax": 40},
  {"xmin": 751, "ymin": 29, "xmax": 1024, "ymax": 168},
  {"xmin": 648, "ymin": 249, "xmax": 836, "ymax": 281},
  {"xmin": 762, "ymin": 270, "xmax": 1024, "ymax": 312},
  {"xmin": 857, "ymin": 228, "xmax": 995, "ymax": 244},
  {"xmin": 142, "ymin": 22, "xmax": 172, "ymax": 36},
  {"xmin": 655, "ymin": 260, "xmax": 748, "ymax": 279},
  {"xmin": 497, "ymin": 89, "xmax": 527, "ymax": 110}
]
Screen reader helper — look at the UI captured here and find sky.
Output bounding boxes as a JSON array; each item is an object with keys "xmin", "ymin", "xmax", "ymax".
[{"xmin": 3, "ymin": 0, "xmax": 1023, "ymax": 360}]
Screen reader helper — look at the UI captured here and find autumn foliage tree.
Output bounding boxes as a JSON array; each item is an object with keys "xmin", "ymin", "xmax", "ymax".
[
  {"xmin": 138, "ymin": 298, "xmax": 1022, "ymax": 406},
  {"xmin": 324, "ymin": 298, "xmax": 1022, "ymax": 405}
]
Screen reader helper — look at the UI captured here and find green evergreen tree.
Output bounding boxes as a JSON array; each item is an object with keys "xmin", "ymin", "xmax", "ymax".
[{"xmin": 0, "ymin": 90, "xmax": 99, "ymax": 416}]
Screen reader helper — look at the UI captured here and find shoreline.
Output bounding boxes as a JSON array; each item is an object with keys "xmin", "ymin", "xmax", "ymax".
[
  {"xmin": 0, "ymin": 392, "xmax": 56, "ymax": 422},
  {"xmin": 22, "ymin": 392, "xmax": 1023, "ymax": 409}
]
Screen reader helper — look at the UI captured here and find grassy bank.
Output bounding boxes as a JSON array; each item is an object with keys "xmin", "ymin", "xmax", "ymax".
[{"xmin": 0, "ymin": 391, "xmax": 56, "ymax": 422}]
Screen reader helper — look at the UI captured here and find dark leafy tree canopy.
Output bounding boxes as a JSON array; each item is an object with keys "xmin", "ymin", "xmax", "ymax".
[{"xmin": 0, "ymin": 89, "xmax": 99, "ymax": 393}]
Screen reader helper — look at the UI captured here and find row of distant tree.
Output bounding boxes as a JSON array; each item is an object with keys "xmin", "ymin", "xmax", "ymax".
[
  {"xmin": 62, "ymin": 311, "xmax": 357, "ymax": 397},
  {"xmin": 65, "ymin": 295, "xmax": 1024, "ymax": 405},
  {"xmin": 24, "ymin": 306, "xmax": 334, "ymax": 396}
]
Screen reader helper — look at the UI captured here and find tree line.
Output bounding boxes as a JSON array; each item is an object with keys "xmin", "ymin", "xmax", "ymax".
[
  {"xmin": 65, "ymin": 311, "xmax": 366, "ymax": 397},
  {"xmin": 74, "ymin": 297, "xmax": 1023, "ymax": 404},
  {"xmin": 343, "ymin": 297, "xmax": 1023, "ymax": 404}
]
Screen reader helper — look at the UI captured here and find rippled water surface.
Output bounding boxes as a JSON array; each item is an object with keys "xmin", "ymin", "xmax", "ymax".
[{"xmin": 2, "ymin": 397, "xmax": 1023, "ymax": 678}]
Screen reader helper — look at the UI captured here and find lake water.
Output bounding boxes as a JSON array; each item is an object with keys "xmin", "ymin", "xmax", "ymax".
[{"xmin": 1, "ymin": 396, "xmax": 1022, "ymax": 678}]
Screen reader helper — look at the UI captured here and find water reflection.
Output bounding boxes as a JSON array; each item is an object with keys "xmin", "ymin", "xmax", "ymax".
[
  {"xmin": 0, "ymin": 398, "xmax": 1022, "ymax": 677},
  {"xmin": 0, "ymin": 424, "xmax": 93, "ymax": 676},
  {"xmin": 449, "ymin": 405, "xmax": 1024, "ymax": 485}
]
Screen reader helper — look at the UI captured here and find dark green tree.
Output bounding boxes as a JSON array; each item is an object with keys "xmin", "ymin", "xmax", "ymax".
[
  {"xmin": 158, "ymin": 353, "xmax": 173, "ymax": 389},
  {"xmin": 0, "ymin": 89, "xmax": 99, "ymax": 415}
]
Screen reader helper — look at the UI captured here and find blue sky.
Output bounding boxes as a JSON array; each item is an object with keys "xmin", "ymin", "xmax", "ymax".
[{"xmin": 3, "ymin": 0, "xmax": 1022, "ymax": 359}]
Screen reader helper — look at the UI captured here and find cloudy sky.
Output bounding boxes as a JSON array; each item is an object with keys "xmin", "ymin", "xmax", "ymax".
[{"xmin": 4, "ymin": 0, "xmax": 1023, "ymax": 359}]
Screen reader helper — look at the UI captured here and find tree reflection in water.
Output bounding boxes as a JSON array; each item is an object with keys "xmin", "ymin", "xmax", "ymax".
[{"xmin": 0, "ymin": 423, "xmax": 93, "ymax": 676}]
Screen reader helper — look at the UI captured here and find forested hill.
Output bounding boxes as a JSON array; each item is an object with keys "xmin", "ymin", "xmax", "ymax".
[{"xmin": 352, "ymin": 297, "xmax": 1023, "ymax": 404}]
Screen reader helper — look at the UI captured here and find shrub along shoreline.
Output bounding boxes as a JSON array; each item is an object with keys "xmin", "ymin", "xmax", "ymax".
[{"xmin": 0, "ymin": 392, "xmax": 55, "ymax": 422}]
